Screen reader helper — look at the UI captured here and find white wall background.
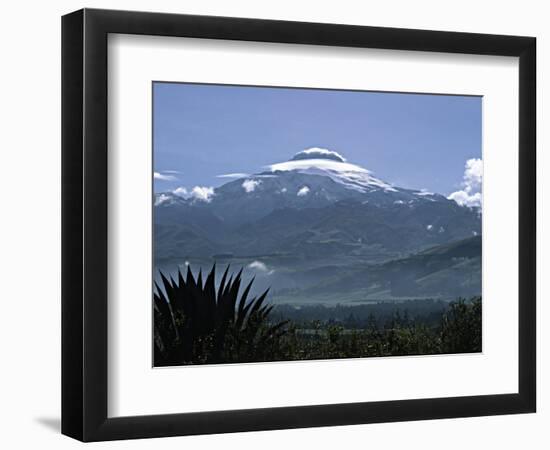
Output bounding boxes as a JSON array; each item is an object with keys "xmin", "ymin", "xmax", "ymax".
[{"xmin": 0, "ymin": 0, "xmax": 546, "ymax": 448}]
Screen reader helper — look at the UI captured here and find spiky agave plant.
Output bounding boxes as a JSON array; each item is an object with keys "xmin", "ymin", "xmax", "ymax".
[{"xmin": 154, "ymin": 264, "xmax": 288, "ymax": 366}]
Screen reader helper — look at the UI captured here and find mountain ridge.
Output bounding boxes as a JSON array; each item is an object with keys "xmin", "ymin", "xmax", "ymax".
[{"xmin": 154, "ymin": 148, "xmax": 481, "ymax": 304}]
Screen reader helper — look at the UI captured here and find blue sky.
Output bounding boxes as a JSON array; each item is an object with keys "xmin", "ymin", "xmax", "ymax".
[{"xmin": 153, "ymin": 82, "xmax": 481, "ymax": 196}]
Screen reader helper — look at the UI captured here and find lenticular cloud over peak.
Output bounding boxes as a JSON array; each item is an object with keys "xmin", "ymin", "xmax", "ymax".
[
  {"xmin": 267, "ymin": 147, "xmax": 396, "ymax": 193},
  {"xmin": 290, "ymin": 147, "xmax": 347, "ymax": 162}
]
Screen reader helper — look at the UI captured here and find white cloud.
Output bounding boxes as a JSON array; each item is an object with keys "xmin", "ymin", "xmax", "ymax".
[
  {"xmin": 217, "ymin": 173, "xmax": 250, "ymax": 179},
  {"xmin": 448, "ymin": 158, "xmax": 483, "ymax": 209},
  {"xmin": 415, "ymin": 189, "xmax": 434, "ymax": 196},
  {"xmin": 191, "ymin": 186, "xmax": 215, "ymax": 202},
  {"xmin": 173, "ymin": 186, "xmax": 215, "ymax": 202},
  {"xmin": 292, "ymin": 147, "xmax": 347, "ymax": 162},
  {"xmin": 426, "ymin": 224, "xmax": 433, "ymax": 231},
  {"xmin": 463, "ymin": 158, "xmax": 483, "ymax": 189},
  {"xmin": 297, "ymin": 186, "xmax": 310, "ymax": 196},
  {"xmin": 248, "ymin": 260, "xmax": 274, "ymax": 275},
  {"xmin": 242, "ymin": 179, "xmax": 261, "ymax": 193},
  {"xmin": 448, "ymin": 190, "xmax": 482, "ymax": 208},
  {"xmin": 173, "ymin": 187, "xmax": 189, "ymax": 198},
  {"xmin": 154, "ymin": 171, "xmax": 177, "ymax": 181},
  {"xmin": 248, "ymin": 260, "xmax": 267, "ymax": 271},
  {"xmin": 154, "ymin": 193, "xmax": 172, "ymax": 206}
]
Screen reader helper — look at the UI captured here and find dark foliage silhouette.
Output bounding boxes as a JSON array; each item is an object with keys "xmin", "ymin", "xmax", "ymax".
[
  {"xmin": 154, "ymin": 264, "xmax": 288, "ymax": 365},
  {"xmin": 440, "ymin": 297, "xmax": 482, "ymax": 353}
]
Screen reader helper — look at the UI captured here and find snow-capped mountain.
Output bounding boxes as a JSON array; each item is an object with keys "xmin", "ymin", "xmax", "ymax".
[
  {"xmin": 154, "ymin": 148, "xmax": 481, "ymax": 301},
  {"xmin": 155, "ymin": 148, "xmax": 450, "ymax": 223},
  {"xmin": 268, "ymin": 147, "xmax": 397, "ymax": 193}
]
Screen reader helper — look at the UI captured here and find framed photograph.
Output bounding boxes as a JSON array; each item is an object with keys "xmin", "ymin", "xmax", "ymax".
[{"xmin": 62, "ymin": 8, "xmax": 536, "ymax": 441}]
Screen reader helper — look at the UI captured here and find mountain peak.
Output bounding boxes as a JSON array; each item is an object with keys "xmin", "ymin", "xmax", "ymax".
[
  {"xmin": 290, "ymin": 147, "xmax": 346, "ymax": 163},
  {"xmin": 267, "ymin": 147, "xmax": 397, "ymax": 193}
]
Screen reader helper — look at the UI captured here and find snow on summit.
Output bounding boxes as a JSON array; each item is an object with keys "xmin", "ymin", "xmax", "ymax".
[{"xmin": 268, "ymin": 147, "xmax": 397, "ymax": 193}]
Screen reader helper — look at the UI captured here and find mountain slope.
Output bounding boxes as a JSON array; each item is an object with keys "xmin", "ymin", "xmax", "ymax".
[
  {"xmin": 154, "ymin": 148, "xmax": 481, "ymax": 303},
  {"xmin": 273, "ymin": 236, "xmax": 481, "ymax": 303}
]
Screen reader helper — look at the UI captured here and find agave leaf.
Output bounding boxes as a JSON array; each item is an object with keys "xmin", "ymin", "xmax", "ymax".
[
  {"xmin": 235, "ymin": 299, "xmax": 254, "ymax": 331},
  {"xmin": 154, "ymin": 278, "xmax": 178, "ymax": 330},
  {"xmin": 154, "ymin": 263, "xmax": 285, "ymax": 365},
  {"xmin": 204, "ymin": 264, "xmax": 216, "ymax": 290},
  {"xmin": 237, "ymin": 277, "xmax": 255, "ymax": 318},
  {"xmin": 227, "ymin": 270, "xmax": 242, "ymax": 307},
  {"xmin": 153, "ymin": 289, "xmax": 170, "ymax": 318},
  {"xmin": 249, "ymin": 288, "xmax": 270, "ymax": 317},
  {"xmin": 217, "ymin": 270, "xmax": 243, "ymax": 336},
  {"xmin": 186, "ymin": 265, "xmax": 196, "ymax": 289},
  {"xmin": 215, "ymin": 273, "xmax": 233, "ymax": 328},
  {"xmin": 160, "ymin": 272, "xmax": 175, "ymax": 303},
  {"xmin": 224, "ymin": 268, "xmax": 242, "ymax": 301},
  {"xmin": 222, "ymin": 275, "xmax": 234, "ymax": 298},
  {"xmin": 204, "ymin": 265, "xmax": 216, "ymax": 299},
  {"xmin": 203, "ymin": 266, "xmax": 217, "ymax": 328},
  {"xmin": 154, "ymin": 281, "xmax": 168, "ymax": 305},
  {"xmin": 217, "ymin": 265, "xmax": 230, "ymax": 303},
  {"xmin": 222, "ymin": 269, "xmax": 242, "ymax": 311},
  {"xmin": 197, "ymin": 269, "xmax": 203, "ymax": 289},
  {"xmin": 154, "ymin": 275, "xmax": 180, "ymax": 347},
  {"xmin": 222, "ymin": 274, "xmax": 234, "ymax": 298}
]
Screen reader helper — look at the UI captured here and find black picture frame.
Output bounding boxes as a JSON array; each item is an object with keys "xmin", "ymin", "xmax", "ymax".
[{"xmin": 62, "ymin": 8, "xmax": 536, "ymax": 442}]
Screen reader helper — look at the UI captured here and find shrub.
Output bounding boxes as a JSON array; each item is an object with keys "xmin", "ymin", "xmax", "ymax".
[
  {"xmin": 154, "ymin": 264, "xmax": 288, "ymax": 366},
  {"xmin": 440, "ymin": 297, "xmax": 482, "ymax": 353}
]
